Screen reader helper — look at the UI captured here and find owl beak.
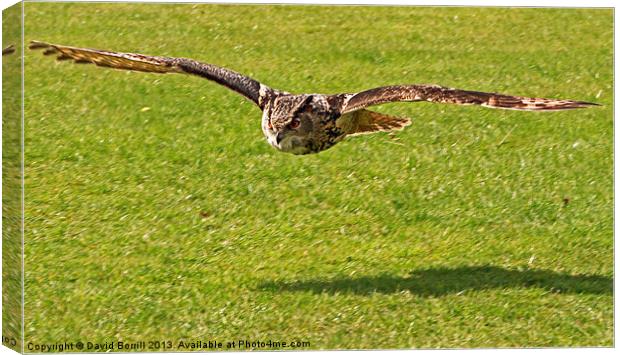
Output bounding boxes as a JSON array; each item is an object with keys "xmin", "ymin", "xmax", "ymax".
[{"xmin": 275, "ymin": 131, "xmax": 285, "ymax": 145}]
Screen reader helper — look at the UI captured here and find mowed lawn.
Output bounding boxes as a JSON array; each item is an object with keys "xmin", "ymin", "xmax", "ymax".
[{"xmin": 23, "ymin": 4, "xmax": 612, "ymax": 349}]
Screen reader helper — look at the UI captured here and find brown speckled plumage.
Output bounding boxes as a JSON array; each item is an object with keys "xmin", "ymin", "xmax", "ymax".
[
  {"xmin": 30, "ymin": 40, "xmax": 599, "ymax": 155},
  {"xmin": 2, "ymin": 44, "xmax": 15, "ymax": 56}
]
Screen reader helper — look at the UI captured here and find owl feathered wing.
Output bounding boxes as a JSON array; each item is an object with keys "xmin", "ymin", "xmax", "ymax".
[
  {"xmin": 2, "ymin": 44, "xmax": 15, "ymax": 56},
  {"xmin": 341, "ymin": 84, "xmax": 599, "ymax": 114},
  {"xmin": 28, "ymin": 41, "xmax": 270, "ymax": 108}
]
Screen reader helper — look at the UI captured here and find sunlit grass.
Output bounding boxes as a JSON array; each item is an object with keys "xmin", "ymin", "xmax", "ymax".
[{"xmin": 22, "ymin": 3, "xmax": 612, "ymax": 348}]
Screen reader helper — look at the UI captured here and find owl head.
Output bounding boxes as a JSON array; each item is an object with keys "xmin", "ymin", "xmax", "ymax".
[{"xmin": 261, "ymin": 95, "xmax": 317, "ymax": 155}]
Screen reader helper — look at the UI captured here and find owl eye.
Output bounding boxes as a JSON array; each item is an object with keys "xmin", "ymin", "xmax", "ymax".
[{"xmin": 289, "ymin": 118, "xmax": 301, "ymax": 129}]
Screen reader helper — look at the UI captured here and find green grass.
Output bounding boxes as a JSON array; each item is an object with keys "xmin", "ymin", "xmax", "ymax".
[
  {"xmin": 22, "ymin": 3, "xmax": 612, "ymax": 349},
  {"xmin": 3, "ymin": 4, "xmax": 24, "ymax": 351}
]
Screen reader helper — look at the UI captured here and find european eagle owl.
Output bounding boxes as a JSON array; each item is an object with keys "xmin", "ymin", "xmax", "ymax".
[{"xmin": 30, "ymin": 41, "xmax": 598, "ymax": 155}]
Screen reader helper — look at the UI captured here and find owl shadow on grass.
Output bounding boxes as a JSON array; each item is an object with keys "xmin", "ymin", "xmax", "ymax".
[{"xmin": 259, "ymin": 266, "xmax": 612, "ymax": 296}]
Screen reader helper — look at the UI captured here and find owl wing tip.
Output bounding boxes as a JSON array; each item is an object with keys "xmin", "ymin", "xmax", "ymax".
[
  {"xmin": 551, "ymin": 100, "xmax": 601, "ymax": 110},
  {"xmin": 579, "ymin": 101, "xmax": 601, "ymax": 107},
  {"xmin": 28, "ymin": 40, "xmax": 51, "ymax": 50}
]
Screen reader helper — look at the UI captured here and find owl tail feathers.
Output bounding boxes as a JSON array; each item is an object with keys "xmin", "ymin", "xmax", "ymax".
[{"xmin": 343, "ymin": 109, "xmax": 411, "ymax": 136}]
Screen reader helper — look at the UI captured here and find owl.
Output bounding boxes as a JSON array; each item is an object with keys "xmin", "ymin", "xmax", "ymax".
[
  {"xmin": 30, "ymin": 41, "xmax": 598, "ymax": 155},
  {"xmin": 2, "ymin": 44, "xmax": 15, "ymax": 56}
]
